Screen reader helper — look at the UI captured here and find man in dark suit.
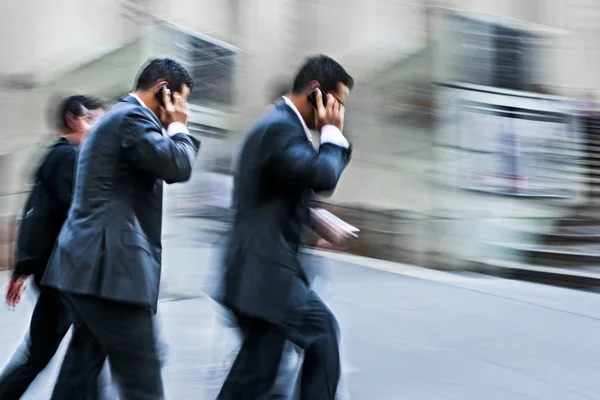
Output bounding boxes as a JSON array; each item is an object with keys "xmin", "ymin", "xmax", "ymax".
[
  {"xmin": 1, "ymin": 95, "xmax": 105, "ymax": 400},
  {"xmin": 217, "ymin": 55, "xmax": 354, "ymax": 400},
  {"xmin": 41, "ymin": 58, "xmax": 201, "ymax": 400}
]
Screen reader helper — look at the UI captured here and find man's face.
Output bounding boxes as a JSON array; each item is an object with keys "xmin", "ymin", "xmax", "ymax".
[
  {"xmin": 78, "ymin": 108, "xmax": 105, "ymax": 144},
  {"xmin": 177, "ymin": 84, "xmax": 191, "ymax": 102},
  {"xmin": 87, "ymin": 108, "xmax": 105, "ymax": 128},
  {"xmin": 328, "ymin": 82, "xmax": 350, "ymax": 107},
  {"xmin": 82, "ymin": 107, "xmax": 105, "ymax": 136}
]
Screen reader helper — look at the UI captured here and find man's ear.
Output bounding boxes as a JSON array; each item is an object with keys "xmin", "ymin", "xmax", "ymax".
[
  {"xmin": 307, "ymin": 80, "xmax": 320, "ymax": 93},
  {"xmin": 154, "ymin": 79, "xmax": 168, "ymax": 92}
]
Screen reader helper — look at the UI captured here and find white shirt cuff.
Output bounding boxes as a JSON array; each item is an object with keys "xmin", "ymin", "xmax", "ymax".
[
  {"xmin": 320, "ymin": 125, "xmax": 349, "ymax": 148},
  {"xmin": 166, "ymin": 122, "xmax": 189, "ymax": 137}
]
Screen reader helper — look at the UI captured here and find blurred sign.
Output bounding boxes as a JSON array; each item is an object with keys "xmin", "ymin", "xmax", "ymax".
[{"xmin": 441, "ymin": 83, "xmax": 576, "ymax": 197}]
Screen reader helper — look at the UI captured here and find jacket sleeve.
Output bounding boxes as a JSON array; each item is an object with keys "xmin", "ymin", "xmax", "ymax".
[
  {"xmin": 52, "ymin": 149, "xmax": 76, "ymax": 209},
  {"xmin": 262, "ymin": 121, "xmax": 351, "ymax": 192},
  {"xmin": 121, "ymin": 109, "xmax": 201, "ymax": 183}
]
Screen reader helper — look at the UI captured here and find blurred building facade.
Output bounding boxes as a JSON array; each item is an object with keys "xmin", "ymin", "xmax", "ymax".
[{"xmin": 2, "ymin": 0, "xmax": 600, "ymax": 271}]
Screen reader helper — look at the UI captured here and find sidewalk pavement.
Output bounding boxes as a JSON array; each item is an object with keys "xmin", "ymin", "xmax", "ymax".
[
  {"xmin": 0, "ymin": 247, "xmax": 370, "ymax": 399},
  {"xmin": 0, "ymin": 230, "xmax": 479, "ymax": 399},
  {"xmin": 5, "ymin": 213, "xmax": 600, "ymax": 399},
  {"xmin": 3, "ymin": 245, "xmax": 600, "ymax": 399},
  {"xmin": 0, "ymin": 248, "xmax": 499, "ymax": 399}
]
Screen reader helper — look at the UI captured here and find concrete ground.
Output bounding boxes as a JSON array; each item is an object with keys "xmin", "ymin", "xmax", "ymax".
[{"xmin": 1, "ymin": 218, "xmax": 600, "ymax": 399}]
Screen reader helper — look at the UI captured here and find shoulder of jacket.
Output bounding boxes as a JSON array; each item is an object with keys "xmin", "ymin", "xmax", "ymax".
[
  {"xmin": 265, "ymin": 107, "xmax": 299, "ymax": 130},
  {"xmin": 243, "ymin": 107, "xmax": 300, "ymax": 147},
  {"xmin": 120, "ymin": 103, "xmax": 161, "ymax": 129},
  {"xmin": 48, "ymin": 141, "xmax": 76, "ymax": 159},
  {"xmin": 118, "ymin": 101, "xmax": 145, "ymax": 117},
  {"xmin": 37, "ymin": 141, "xmax": 75, "ymax": 179}
]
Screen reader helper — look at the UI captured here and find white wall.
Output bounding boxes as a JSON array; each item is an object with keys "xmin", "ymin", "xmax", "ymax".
[
  {"xmin": 0, "ymin": 0, "xmax": 141, "ymax": 86},
  {"xmin": 294, "ymin": 0, "xmax": 428, "ymax": 83},
  {"xmin": 6, "ymin": 0, "xmax": 600, "ymax": 215}
]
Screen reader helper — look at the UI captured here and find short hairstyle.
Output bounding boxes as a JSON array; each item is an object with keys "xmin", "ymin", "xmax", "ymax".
[
  {"xmin": 82, "ymin": 96, "xmax": 105, "ymax": 111},
  {"xmin": 292, "ymin": 55, "xmax": 354, "ymax": 94},
  {"xmin": 54, "ymin": 95, "xmax": 87, "ymax": 132},
  {"xmin": 134, "ymin": 58, "xmax": 194, "ymax": 93},
  {"xmin": 52, "ymin": 95, "xmax": 104, "ymax": 132}
]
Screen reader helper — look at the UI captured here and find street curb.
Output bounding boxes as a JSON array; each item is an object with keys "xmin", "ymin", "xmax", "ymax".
[
  {"xmin": 303, "ymin": 248, "xmax": 470, "ymax": 284},
  {"xmin": 307, "ymin": 249, "xmax": 600, "ymax": 292},
  {"xmin": 465, "ymin": 260, "xmax": 600, "ymax": 291}
]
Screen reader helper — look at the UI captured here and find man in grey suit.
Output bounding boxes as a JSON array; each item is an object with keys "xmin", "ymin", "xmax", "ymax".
[{"xmin": 42, "ymin": 58, "xmax": 201, "ymax": 400}]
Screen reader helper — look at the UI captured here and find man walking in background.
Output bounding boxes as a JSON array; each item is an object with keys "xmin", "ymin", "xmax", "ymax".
[
  {"xmin": 42, "ymin": 58, "xmax": 201, "ymax": 399},
  {"xmin": 217, "ymin": 55, "xmax": 354, "ymax": 400},
  {"xmin": 1, "ymin": 95, "xmax": 105, "ymax": 399}
]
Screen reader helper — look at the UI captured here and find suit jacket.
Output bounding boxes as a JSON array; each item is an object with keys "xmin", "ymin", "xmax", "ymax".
[
  {"xmin": 221, "ymin": 100, "xmax": 351, "ymax": 324},
  {"xmin": 42, "ymin": 96, "xmax": 201, "ymax": 310},
  {"xmin": 14, "ymin": 138, "xmax": 76, "ymax": 284}
]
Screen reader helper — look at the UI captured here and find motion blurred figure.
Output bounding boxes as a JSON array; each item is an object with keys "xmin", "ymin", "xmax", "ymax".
[
  {"xmin": 217, "ymin": 55, "xmax": 354, "ymax": 400},
  {"xmin": 1, "ymin": 95, "xmax": 105, "ymax": 399},
  {"xmin": 41, "ymin": 59, "xmax": 200, "ymax": 400}
]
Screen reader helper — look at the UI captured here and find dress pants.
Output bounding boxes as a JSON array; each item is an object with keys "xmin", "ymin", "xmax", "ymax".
[
  {"xmin": 0, "ymin": 286, "xmax": 108, "ymax": 399},
  {"xmin": 50, "ymin": 293, "xmax": 164, "ymax": 400},
  {"xmin": 217, "ymin": 288, "xmax": 341, "ymax": 400}
]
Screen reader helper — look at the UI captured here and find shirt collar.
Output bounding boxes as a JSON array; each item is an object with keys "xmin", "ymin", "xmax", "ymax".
[
  {"xmin": 129, "ymin": 93, "xmax": 148, "ymax": 109},
  {"xmin": 282, "ymin": 96, "xmax": 312, "ymax": 142}
]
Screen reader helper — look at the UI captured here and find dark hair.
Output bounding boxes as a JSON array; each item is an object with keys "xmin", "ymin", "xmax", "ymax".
[
  {"xmin": 134, "ymin": 58, "xmax": 194, "ymax": 93},
  {"xmin": 54, "ymin": 95, "xmax": 88, "ymax": 132},
  {"xmin": 292, "ymin": 55, "xmax": 354, "ymax": 94},
  {"xmin": 53, "ymin": 95, "xmax": 105, "ymax": 132},
  {"xmin": 82, "ymin": 96, "xmax": 105, "ymax": 111}
]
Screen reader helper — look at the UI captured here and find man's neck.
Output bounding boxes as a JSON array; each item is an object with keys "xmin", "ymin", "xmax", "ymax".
[
  {"xmin": 287, "ymin": 94, "xmax": 310, "ymax": 126},
  {"xmin": 59, "ymin": 133, "xmax": 80, "ymax": 147},
  {"xmin": 133, "ymin": 91, "xmax": 153, "ymax": 107}
]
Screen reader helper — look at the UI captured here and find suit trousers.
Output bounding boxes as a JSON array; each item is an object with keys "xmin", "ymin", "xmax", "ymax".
[
  {"xmin": 217, "ymin": 287, "xmax": 341, "ymax": 400},
  {"xmin": 0, "ymin": 286, "xmax": 109, "ymax": 399},
  {"xmin": 49, "ymin": 293, "xmax": 164, "ymax": 400}
]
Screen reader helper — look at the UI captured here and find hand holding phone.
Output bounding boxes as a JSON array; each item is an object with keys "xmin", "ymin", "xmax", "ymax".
[
  {"xmin": 155, "ymin": 86, "xmax": 174, "ymax": 108},
  {"xmin": 312, "ymin": 88, "xmax": 344, "ymax": 132},
  {"xmin": 158, "ymin": 86, "xmax": 189, "ymax": 127},
  {"xmin": 308, "ymin": 87, "xmax": 328, "ymax": 109}
]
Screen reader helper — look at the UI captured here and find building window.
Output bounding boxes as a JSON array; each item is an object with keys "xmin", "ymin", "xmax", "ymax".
[{"xmin": 152, "ymin": 20, "xmax": 239, "ymax": 108}]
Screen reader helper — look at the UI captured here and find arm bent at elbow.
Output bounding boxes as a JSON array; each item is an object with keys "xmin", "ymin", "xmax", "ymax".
[
  {"xmin": 263, "ymin": 122, "xmax": 351, "ymax": 192},
  {"xmin": 120, "ymin": 110, "xmax": 201, "ymax": 183}
]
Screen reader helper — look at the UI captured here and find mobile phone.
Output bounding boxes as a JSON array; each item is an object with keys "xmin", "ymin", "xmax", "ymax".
[
  {"xmin": 308, "ymin": 87, "xmax": 329, "ymax": 109},
  {"xmin": 155, "ymin": 86, "xmax": 174, "ymax": 107}
]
